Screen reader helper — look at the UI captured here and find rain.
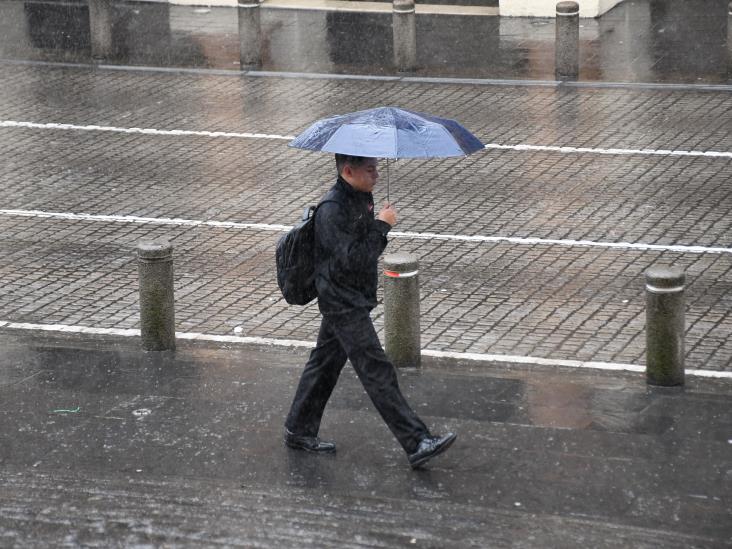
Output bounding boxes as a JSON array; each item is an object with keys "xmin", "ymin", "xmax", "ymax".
[{"xmin": 0, "ymin": 0, "xmax": 731, "ymax": 546}]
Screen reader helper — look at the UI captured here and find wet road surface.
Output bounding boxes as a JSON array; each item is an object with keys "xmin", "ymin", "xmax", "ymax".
[
  {"xmin": 0, "ymin": 60, "xmax": 730, "ymax": 371},
  {"xmin": 0, "ymin": 3, "xmax": 731, "ymax": 545},
  {"xmin": 1, "ymin": 331, "xmax": 731, "ymax": 546}
]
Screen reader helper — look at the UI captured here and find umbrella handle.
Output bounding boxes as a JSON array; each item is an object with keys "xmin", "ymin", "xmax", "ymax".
[{"xmin": 386, "ymin": 158, "xmax": 390, "ymax": 204}]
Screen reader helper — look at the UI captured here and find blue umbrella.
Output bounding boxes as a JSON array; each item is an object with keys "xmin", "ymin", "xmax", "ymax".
[
  {"xmin": 289, "ymin": 106, "xmax": 484, "ymax": 200},
  {"xmin": 289, "ymin": 106, "xmax": 484, "ymax": 158}
]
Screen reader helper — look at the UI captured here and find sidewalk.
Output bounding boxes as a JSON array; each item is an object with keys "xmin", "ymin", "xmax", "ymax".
[
  {"xmin": 1, "ymin": 329, "xmax": 730, "ymax": 547},
  {"xmin": 0, "ymin": 0, "xmax": 730, "ymax": 83}
]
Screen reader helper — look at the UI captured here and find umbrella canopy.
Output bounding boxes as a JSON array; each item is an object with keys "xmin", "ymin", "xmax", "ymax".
[{"xmin": 288, "ymin": 106, "xmax": 484, "ymax": 158}]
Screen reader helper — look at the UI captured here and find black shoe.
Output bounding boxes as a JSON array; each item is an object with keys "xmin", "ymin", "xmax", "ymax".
[
  {"xmin": 408, "ymin": 433, "xmax": 457, "ymax": 469},
  {"xmin": 284, "ymin": 429, "xmax": 336, "ymax": 453}
]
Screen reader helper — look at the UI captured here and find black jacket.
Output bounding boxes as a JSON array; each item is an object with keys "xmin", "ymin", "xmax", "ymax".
[{"xmin": 314, "ymin": 176, "xmax": 392, "ymax": 315}]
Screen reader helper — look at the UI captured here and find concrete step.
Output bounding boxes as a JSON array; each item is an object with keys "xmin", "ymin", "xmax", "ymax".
[{"xmin": 262, "ymin": 0, "xmax": 499, "ymax": 15}]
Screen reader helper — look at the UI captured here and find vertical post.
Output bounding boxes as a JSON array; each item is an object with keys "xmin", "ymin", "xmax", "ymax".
[
  {"xmin": 384, "ymin": 253, "xmax": 420, "ymax": 368},
  {"xmin": 137, "ymin": 240, "xmax": 176, "ymax": 351},
  {"xmin": 88, "ymin": 0, "xmax": 114, "ymax": 60},
  {"xmin": 238, "ymin": 0, "xmax": 262, "ymax": 69},
  {"xmin": 393, "ymin": 0, "xmax": 417, "ymax": 73},
  {"xmin": 728, "ymin": 2, "xmax": 732, "ymax": 57},
  {"xmin": 555, "ymin": 1, "xmax": 579, "ymax": 80},
  {"xmin": 645, "ymin": 267, "xmax": 685, "ymax": 386}
]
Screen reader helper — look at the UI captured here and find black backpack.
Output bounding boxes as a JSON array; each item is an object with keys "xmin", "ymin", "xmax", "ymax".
[{"xmin": 275, "ymin": 200, "xmax": 337, "ymax": 305}]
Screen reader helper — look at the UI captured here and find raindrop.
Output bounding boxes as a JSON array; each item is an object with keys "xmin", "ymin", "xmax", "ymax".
[{"xmin": 132, "ymin": 408, "xmax": 152, "ymax": 418}]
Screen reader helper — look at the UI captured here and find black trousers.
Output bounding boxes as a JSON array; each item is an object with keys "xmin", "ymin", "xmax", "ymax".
[{"xmin": 285, "ymin": 309, "xmax": 429, "ymax": 454}]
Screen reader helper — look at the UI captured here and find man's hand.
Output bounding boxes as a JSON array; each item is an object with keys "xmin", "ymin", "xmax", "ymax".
[{"xmin": 377, "ymin": 203, "xmax": 398, "ymax": 227}]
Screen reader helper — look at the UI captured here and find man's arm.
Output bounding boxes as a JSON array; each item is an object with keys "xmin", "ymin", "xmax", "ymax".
[{"xmin": 316, "ymin": 202, "xmax": 391, "ymax": 273}]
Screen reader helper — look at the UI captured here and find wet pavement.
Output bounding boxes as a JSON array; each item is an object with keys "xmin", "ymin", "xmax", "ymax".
[
  {"xmin": 0, "ymin": 60, "xmax": 730, "ymax": 370},
  {"xmin": 0, "ymin": 0, "xmax": 730, "ymax": 83},
  {"xmin": 1, "ymin": 329, "xmax": 731, "ymax": 546},
  {"xmin": 0, "ymin": 2, "xmax": 731, "ymax": 545}
]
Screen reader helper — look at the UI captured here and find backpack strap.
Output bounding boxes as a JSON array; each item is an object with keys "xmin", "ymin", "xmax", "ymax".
[{"xmin": 304, "ymin": 199, "xmax": 340, "ymax": 221}]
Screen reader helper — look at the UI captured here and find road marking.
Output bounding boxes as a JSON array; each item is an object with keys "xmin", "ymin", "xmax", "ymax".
[
  {"xmin": 1, "ymin": 209, "xmax": 730, "ymax": 255},
  {"xmin": 1, "ymin": 320, "xmax": 730, "ymax": 379},
  {"xmin": 2, "ymin": 119, "xmax": 732, "ymax": 159},
  {"xmin": 0, "ymin": 209, "xmax": 292, "ymax": 232},
  {"xmin": 389, "ymin": 230, "xmax": 732, "ymax": 255},
  {"xmin": 0, "ymin": 120, "xmax": 295, "ymax": 141},
  {"xmin": 484, "ymin": 143, "xmax": 732, "ymax": 159}
]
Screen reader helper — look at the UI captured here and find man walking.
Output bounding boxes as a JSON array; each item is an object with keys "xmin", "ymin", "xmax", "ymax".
[{"xmin": 284, "ymin": 154, "xmax": 456, "ymax": 469}]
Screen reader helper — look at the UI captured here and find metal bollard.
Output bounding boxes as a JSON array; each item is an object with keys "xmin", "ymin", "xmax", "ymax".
[
  {"xmin": 555, "ymin": 1, "xmax": 579, "ymax": 80},
  {"xmin": 383, "ymin": 253, "xmax": 420, "ymax": 368},
  {"xmin": 88, "ymin": 0, "xmax": 114, "ymax": 60},
  {"xmin": 393, "ymin": 0, "xmax": 417, "ymax": 73},
  {"xmin": 137, "ymin": 240, "xmax": 176, "ymax": 351},
  {"xmin": 645, "ymin": 267, "xmax": 685, "ymax": 386},
  {"xmin": 238, "ymin": 0, "xmax": 262, "ymax": 69}
]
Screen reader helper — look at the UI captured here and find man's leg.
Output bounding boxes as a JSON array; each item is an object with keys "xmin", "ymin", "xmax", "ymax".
[
  {"xmin": 285, "ymin": 316, "xmax": 348, "ymax": 438},
  {"xmin": 330, "ymin": 310, "xmax": 430, "ymax": 454}
]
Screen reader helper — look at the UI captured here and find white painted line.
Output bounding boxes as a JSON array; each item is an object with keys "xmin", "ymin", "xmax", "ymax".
[
  {"xmin": 422, "ymin": 349, "xmax": 732, "ymax": 380},
  {"xmin": 176, "ymin": 331, "xmax": 315, "ymax": 348},
  {"xmin": 2, "ymin": 321, "xmax": 731, "ymax": 379},
  {"xmin": 1, "ymin": 321, "xmax": 139, "ymax": 338},
  {"xmin": 484, "ymin": 143, "xmax": 732, "ymax": 159},
  {"xmin": 421, "ymin": 348, "xmax": 645, "ymax": 372},
  {"xmin": 0, "ymin": 120, "xmax": 295, "ymax": 141},
  {"xmin": 0, "ymin": 209, "xmax": 292, "ymax": 232},
  {"xmin": 389, "ymin": 229, "xmax": 732, "ymax": 255},
  {"xmin": 2, "ymin": 209, "xmax": 731, "ymax": 255},
  {"xmin": 2, "ymin": 119, "xmax": 732, "ymax": 159}
]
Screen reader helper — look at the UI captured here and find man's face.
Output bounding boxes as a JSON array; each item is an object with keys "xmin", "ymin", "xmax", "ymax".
[{"xmin": 343, "ymin": 158, "xmax": 379, "ymax": 193}]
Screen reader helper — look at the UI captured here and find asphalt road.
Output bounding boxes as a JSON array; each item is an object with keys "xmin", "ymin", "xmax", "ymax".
[{"xmin": 1, "ymin": 331, "xmax": 730, "ymax": 547}]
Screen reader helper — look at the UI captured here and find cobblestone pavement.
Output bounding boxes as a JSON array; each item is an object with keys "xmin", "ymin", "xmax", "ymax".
[{"xmin": 0, "ymin": 62, "xmax": 730, "ymax": 371}]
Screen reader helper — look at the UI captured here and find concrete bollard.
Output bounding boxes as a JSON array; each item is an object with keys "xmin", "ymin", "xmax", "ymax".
[
  {"xmin": 383, "ymin": 253, "xmax": 420, "ymax": 368},
  {"xmin": 137, "ymin": 240, "xmax": 176, "ymax": 351},
  {"xmin": 555, "ymin": 1, "xmax": 579, "ymax": 80},
  {"xmin": 393, "ymin": 0, "xmax": 417, "ymax": 73},
  {"xmin": 645, "ymin": 267, "xmax": 685, "ymax": 386},
  {"xmin": 88, "ymin": 0, "xmax": 114, "ymax": 60},
  {"xmin": 238, "ymin": 0, "xmax": 262, "ymax": 69}
]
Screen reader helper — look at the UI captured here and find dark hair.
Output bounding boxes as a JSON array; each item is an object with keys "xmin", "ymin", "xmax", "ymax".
[{"xmin": 335, "ymin": 154, "xmax": 370, "ymax": 175}]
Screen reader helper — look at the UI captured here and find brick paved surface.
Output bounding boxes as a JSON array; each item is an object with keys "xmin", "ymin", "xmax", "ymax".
[{"xmin": 0, "ymin": 62, "xmax": 731, "ymax": 370}]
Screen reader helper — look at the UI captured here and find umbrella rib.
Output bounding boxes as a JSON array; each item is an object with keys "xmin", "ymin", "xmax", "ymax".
[{"xmin": 390, "ymin": 123, "xmax": 399, "ymax": 158}]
